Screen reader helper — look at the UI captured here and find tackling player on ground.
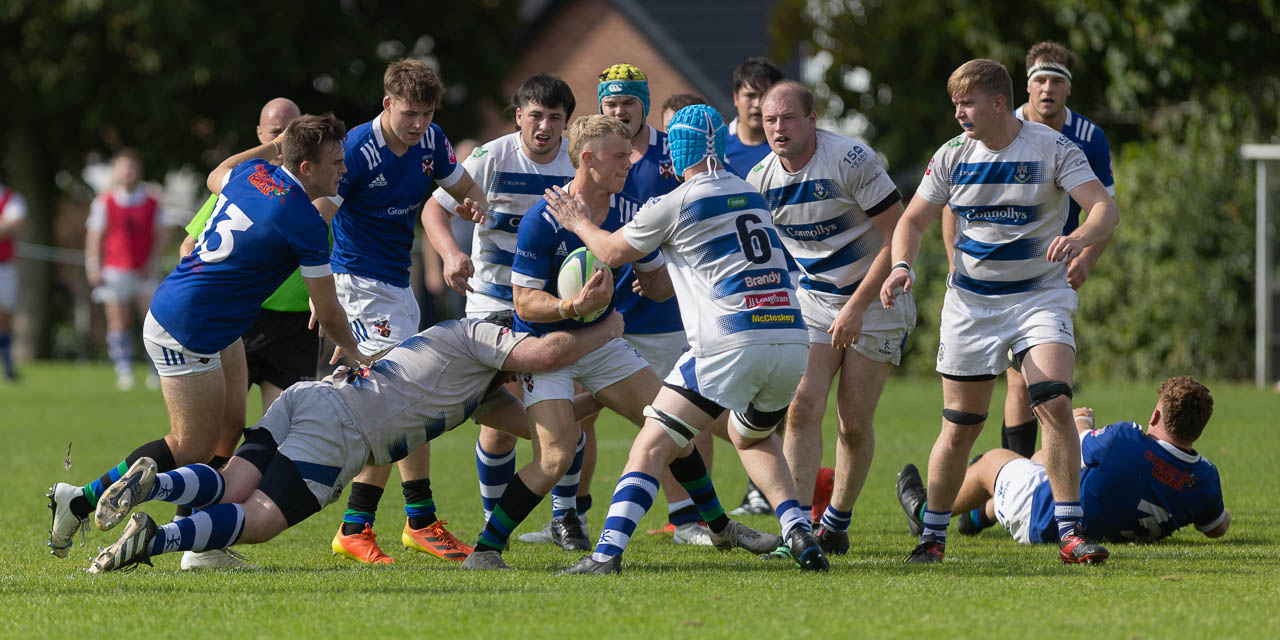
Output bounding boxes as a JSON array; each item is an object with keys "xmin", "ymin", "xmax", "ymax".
[
  {"xmin": 748, "ymin": 81, "xmax": 914, "ymax": 556},
  {"xmin": 880, "ymin": 59, "xmax": 1119, "ymax": 564},
  {"xmin": 550, "ymin": 105, "xmax": 828, "ymax": 574}
]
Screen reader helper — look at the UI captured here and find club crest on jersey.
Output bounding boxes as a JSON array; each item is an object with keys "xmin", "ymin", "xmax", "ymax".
[
  {"xmin": 422, "ymin": 156, "xmax": 434, "ymax": 176},
  {"xmin": 1013, "ymin": 163, "xmax": 1031, "ymax": 184},
  {"xmin": 373, "ymin": 318, "xmax": 392, "ymax": 338},
  {"xmin": 658, "ymin": 160, "xmax": 675, "ymax": 179},
  {"xmin": 248, "ymin": 164, "xmax": 291, "ymax": 199},
  {"xmin": 812, "ymin": 181, "xmax": 829, "ymax": 200}
]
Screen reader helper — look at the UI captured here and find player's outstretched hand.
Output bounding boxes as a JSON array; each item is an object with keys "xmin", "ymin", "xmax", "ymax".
[
  {"xmin": 880, "ymin": 269, "xmax": 912, "ymax": 308},
  {"xmin": 828, "ymin": 304, "xmax": 864, "ymax": 350},
  {"xmin": 331, "ymin": 344, "xmax": 373, "ymax": 367},
  {"xmin": 1046, "ymin": 234, "xmax": 1085, "ymax": 264},
  {"xmin": 601, "ymin": 311, "xmax": 625, "ymax": 339},
  {"xmin": 1066, "ymin": 254, "xmax": 1094, "ymax": 290},
  {"xmin": 544, "ymin": 185, "xmax": 589, "ymax": 231},
  {"xmin": 574, "ymin": 268, "xmax": 613, "ymax": 317},
  {"xmin": 456, "ymin": 198, "xmax": 486, "ymax": 225},
  {"xmin": 443, "ymin": 251, "xmax": 475, "ymax": 294}
]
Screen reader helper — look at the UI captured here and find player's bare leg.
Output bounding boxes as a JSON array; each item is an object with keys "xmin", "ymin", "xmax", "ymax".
[
  {"xmin": 782, "ymin": 344, "xmax": 841, "ymax": 514},
  {"xmin": 952, "ymin": 448, "xmax": 1021, "ymax": 513},
  {"xmin": 159, "ymin": 369, "xmax": 228, "ymax": 466}
]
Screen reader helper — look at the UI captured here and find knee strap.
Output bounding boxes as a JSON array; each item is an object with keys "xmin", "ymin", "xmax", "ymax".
[
  {"xmin": 731, "ymin": 407, "xmax": 785, "ymax": 441},
  {"xmin": 942, "ymin": 408, "xmax": 988, "ymax": 426},
  {"xmin": 1026, "ymin": 381, "xmax": 1073, "ymax": 407},
  {"xmin": 644, "ymin": 405, "xmax": 700, "ymax": 448}
]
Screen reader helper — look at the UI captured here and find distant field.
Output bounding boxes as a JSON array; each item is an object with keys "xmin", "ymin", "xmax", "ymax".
[{"xmin": 2, "ymin": 363, "xmax": 1277, "ymax": 638}]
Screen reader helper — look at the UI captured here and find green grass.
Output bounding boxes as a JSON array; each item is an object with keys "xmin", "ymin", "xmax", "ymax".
[{"xmin": 2, "ymin": 363, "xmax": 1278, "ymax": 638}]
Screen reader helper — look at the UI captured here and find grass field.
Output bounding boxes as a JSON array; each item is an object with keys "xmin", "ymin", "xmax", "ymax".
[{"xmin": 2, "ymin": 363, "xmax": 1278, "ymax": 638}]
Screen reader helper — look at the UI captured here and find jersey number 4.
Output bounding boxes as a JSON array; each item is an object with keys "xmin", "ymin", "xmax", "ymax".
[
  {"xmin": 196, "ymin": 196, "xmax": 254, "ymax": 263},
  {"xmin": 736, "ymin": 213, "xmax": 773, "ymax": 264}
]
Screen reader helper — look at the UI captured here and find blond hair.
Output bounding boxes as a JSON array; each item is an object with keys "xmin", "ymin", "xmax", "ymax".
[
  {"xmin": 384, "ymin": 59, "xmax": 443, "ymax": 109},
  {"xmin": 947, "ymin": 59, "xmax": 1014, "ymax": 112},
  {"xmin": 567, "ymin": 115, "xmax": 631, "ymax": 169}
]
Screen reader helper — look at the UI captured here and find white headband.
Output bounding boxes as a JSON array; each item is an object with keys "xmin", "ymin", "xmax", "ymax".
[{"xmin": 1027, "ymin": 61, "xmax": 1072, "ymax": 82}]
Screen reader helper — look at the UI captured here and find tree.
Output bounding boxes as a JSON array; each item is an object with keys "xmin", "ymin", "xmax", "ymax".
[{"xmin": 0, "ymin": 0, "xmax": 521, "ymax": 357}]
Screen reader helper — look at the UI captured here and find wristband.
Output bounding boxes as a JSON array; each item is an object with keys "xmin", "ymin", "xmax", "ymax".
[
  {"xmin": 891, "ymin": 261, "xmax": 912, "ymax": 274},
  {"xmin": 570, "ymin": 300, "xmax": 581, "ymax": 318},
  {"xmin": 558, "ymin": 300, "xmax": 571, "ymax": 319}
]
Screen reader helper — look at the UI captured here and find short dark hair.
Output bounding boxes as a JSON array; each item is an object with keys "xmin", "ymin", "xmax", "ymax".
[
  {"xmin": 512, "ymin": 73, "xmax": 576, "ymax": 119},
  {"xmin": 282, "ymin": 113, "xmax": 346, "ymax": 170},
  {"xmin": 384, "ymin": 59, "xmax": 444, "ymax": 109},
  {"xmin": 1026, "ymin": 41, "xmax": 1077, "ymax": 74},
  {"xmin": 763, "ymin": 81, "xmax": 815, "ymax": 116},
  {"xmin": 733, "ymin": 56, "xmax": 785, "ymax": 93},
  {"xmin": 1158, "ymin": 377, "xmax": 1214, "ymax": 443},
  {"xmin": 661, "ymin": 93, "xmax": 706, "ymax": 115}
]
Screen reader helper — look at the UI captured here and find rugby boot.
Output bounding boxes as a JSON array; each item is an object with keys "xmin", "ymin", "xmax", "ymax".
[
  {"xmin": 709, "ymin": 520, "xmax": 782, "ymax": 554},
  {"xmin": 896, "ymin": 463, "xmax": 926, "ymax": 537},
  {"xmin": 47, "ymin": 483, "xmax": 89, "ymax": 558},
  {"xmin": 557, "ymin": 554, "xmax": 622, "ymax": 575},
  {"xmin": 403, "ymin": 519, "xmax": 472, "ymax": 562},
  {"xmin": 1059, "ymin": 533, "xmax": 1109, "ymax": 564},
  {"xmin": 95, "ymin": 457, "xmax": 156, "ymax": 532},
  {"xmin": 785, "ymin": 528, "xmax": 830, "ymax": 571},
  {"xmin": 87, "ymin": 512, "xmax": 157, "ymax": 574},
  {"xmin": 181, "ymin": 548, "xmax": 257, "ymax": 570},
  {"xmin": 331, "ymin": 524, "xmax": 394, "ymax": 564},
  {"xmin": 672, "ymin": 522, "xmax": 713, "ymax": 546},
  {"xmin": 905, "ymin": 534, "xmax": 945, "ymax": 564},
  {"xmin": 551, "ymin": 511, "xmax": 591, "ymax": 551},
  {"xmin": 460, "ymin": 549, "xmax": 510, "ymax": 570},
  {"xmin": 813, "ymin": 522, "xmax": 850, "ymax": 555},
  {"xmin": 727, "ymin": 480, "xmax": 771, "ymax": 516}
]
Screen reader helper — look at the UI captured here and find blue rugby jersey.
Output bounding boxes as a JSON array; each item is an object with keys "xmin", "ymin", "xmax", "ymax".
[
  {"xmin": 1026, "ymin": 422, "xmax": 1226, "ymax": 543},
  {"xmin": 725, "ymin": 117, "xmax": 772, "ymax": 178},
  {"xmin": 1016, "ymin": 106, "xmax": 1114, "ymax": 233},
  {"xmin": 433, "ymin": 132, "xmax": 573, "ymax": 314},
  {"xmin": 330, "ymin": 115, "xmax": 460, "ymax": 288},
  {"xmin": 152, "ymin": 161, "xmax": 331, "ymax": 353},
  {"xmin": 614, "ymin": 125, "xmax": 683, "ymax": 334},
  {"xmin": 509, "ymin": 193, "xmax": 662, "ymax": 337}
]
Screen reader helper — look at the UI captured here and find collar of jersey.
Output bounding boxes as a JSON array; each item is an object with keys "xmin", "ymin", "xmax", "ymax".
[{"xmin": 1153, "ymin": 437, "xmax": 1201, "ymax": 464}]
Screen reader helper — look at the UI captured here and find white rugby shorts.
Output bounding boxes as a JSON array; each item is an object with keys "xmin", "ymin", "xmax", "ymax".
[
  {"xmin": 250, "ymin": 381, "xmax": 369, "ymax": 508},
  {"xmin": 0, "ymin": 262, "xmax": 16, "ymax": 311},
  {"xmin": 92, "ymin": 267, "xmax": 157, "ymax": 304},
  {"xmin": 335, "ymin": 273, "xmax": 421, "ymax": 357},
  {"xmin": 797, "ymin": 287, "xmax": 915, "ymax": 365},
  {"xmin": 936, "ymin": 287, "xmax": 1077, "ymax": 377},
  {"xmin": 624, "ymin": 331, "xmax": 689, "ymax": 378},
  {"xmin": 664, "ymin": 343, "xmax": 809, "ymax": 414},
  {"xmin": 992, "ymin": 457, "xmax": 1050, "ymax": 544},
  {"xmin": 142, "ymin": 311, "xmax": 221, "ymax": 377},
  {"xmin": 520, "ymin": 337, "xmax": 648, "ymax": 408}
]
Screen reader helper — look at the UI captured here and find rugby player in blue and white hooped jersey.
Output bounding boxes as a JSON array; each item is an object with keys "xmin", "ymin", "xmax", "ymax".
[
  {"xmin": 549, "ymin": 105, "xmax": 829, "ymax": 574},
  {"xmin": 46, "ymin": 114, "xmax": 368, "ymax": 560},
  {"xmin": 316, "ymin": 59, "xmax": 489, "ymax": 565},
  {"xmin": 462, "ymin": 115, "xmax": 777, "ymax": 570},
  {"xmin": 903, "ymin": 377, "xmax": 1228, "ymax": 547},
  {"xmin": 881, "ymin": 59, "xmax": 1119, "ymax": 565},
  {"xmin": 599, "ymin": 63, "xmax": 716, "ymax": 545},
  {"xmin": 748, "ymin": 81, "xmax": 914, "ymax": 555},
  {"xmin": 422, "ymin": 73, "xmax": 576, "ymax": 528}
]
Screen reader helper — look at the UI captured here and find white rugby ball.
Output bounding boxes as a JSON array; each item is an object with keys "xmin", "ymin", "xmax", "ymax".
[{"xmin": 557, "ymin": 247, "xmax": 609, "ymax": 322}]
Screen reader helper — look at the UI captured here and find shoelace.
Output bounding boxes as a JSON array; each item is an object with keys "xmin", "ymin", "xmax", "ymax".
[{"xmin": 221, "ymin": 548, "xmax": 253, "ymax": 565}]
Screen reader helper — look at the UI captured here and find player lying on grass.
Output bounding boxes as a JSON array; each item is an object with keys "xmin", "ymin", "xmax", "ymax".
[
  {"xmin": 896, "ymin": 376, "xmax": 1229, "ymax": 547},
  {"xmin": 83, "ymin": 311, "xmax": 622, "ymax": 573}
]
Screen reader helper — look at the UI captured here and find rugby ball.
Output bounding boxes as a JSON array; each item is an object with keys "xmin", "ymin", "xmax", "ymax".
[{"xmin": 557, "ymin": 247, "xmax": 609, "ymax": 322}]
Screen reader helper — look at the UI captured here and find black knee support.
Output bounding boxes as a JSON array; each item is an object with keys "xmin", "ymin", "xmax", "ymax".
[
  {"xmin": 1026, "ymin": 381, "xmax": 1073, "ymax": 407},
  {"xmin": 744, "ymin": 404, "xmax": 788, "ymax": 430},
  {"xmin": 943, "ymin": 408, "xmax": 988, "ymax": 425},
  {"xmin": 235, "ymin": 428, "xmax": 278, "ymax": 474}
]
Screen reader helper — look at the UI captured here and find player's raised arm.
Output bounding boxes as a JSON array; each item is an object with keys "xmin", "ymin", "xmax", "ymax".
[
  {"xmin": 502, "ymin": 311, "xmax": 625, "ymax": 372},
  {"xmin": 543, "ymin": 185, "xmax": 646, "ymax": 267},
  {"xmin": 208, "ymin": 136, "xmax": 284, "ymax": 195},
  {"xmin": 880, "ymin": 194, "xmax": 945, "ymax": 307}
]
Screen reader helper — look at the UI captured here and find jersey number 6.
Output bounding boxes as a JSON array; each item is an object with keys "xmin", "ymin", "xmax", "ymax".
[
  {"xmin": 736, "ymin": 213, "xmax": 773, "ymax": 264},
  {"xmin": 196, "ymin": 196, "xmax": 255, "ymax": 263}
]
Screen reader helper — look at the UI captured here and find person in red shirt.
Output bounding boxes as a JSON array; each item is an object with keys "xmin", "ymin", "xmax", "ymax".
[
  {"xmin": 0, "ymin": 183, "xmax": 26, "ymax": 381},
  {"xmin": 85, "ymin": 150, "xmax": 165, "ymax": 390}
]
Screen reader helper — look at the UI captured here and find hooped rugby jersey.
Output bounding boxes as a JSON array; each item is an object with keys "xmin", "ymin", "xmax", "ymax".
[
  {"xmin": 1016, "ymin": 106, "xmax": 1114, "ymax": 234},
  {"xmin": 614, "ymin": 125, "xmax": 683, "ymax": 334},
  {"xmin": 330, "ymin": 115, "xmax": 461, "ymax": 288},
  {"xmin": 332, "ymin": 318, "xmax": 526, "ymax": 466},
  {"xmin": 1026, "ymin": 422, "xmax": 1226, "ymax": 543},
  {"xmin": 621, "ymin": 171, "xmax": 809, "ymax": 356},
  {"xmin": 432, "ymin": 132, "xmax": 573, "ymax": 314},
  {"xmin": 916, "ymin": 121, "xmax": 1098, "ymax": 303},
  {"xmin": 152, "ymin": 161, "xmax": 331, "ymax": 353},
  {"xmin": 749, "ymin": 129, "xmax": 902, "ymax": 305},
  {"xmin": 510, "ymin": 192, "xmax": 662, "ymax": 337}
]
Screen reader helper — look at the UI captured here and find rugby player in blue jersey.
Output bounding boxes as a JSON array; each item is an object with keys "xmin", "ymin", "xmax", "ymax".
[
  {"xmin": 47, "ymin": 114, "xmax": 368, "ymax": 560},
  {"xmin": 725, "ymin": 57, "xmax": 785, "ymax": 179},
  {"xmin": 898, "ymin": 377, "xmax": 1229, "ymax": 546},
  {"xmin": 943, "ymin": 42, "xmax": 1116, "ymax": 461},
  {"xmin": 318, "ymin": 59, "xmax": 489, "ymax": 565}
]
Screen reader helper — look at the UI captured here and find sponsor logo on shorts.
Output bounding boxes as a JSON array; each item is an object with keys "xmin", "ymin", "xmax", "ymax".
[
  {"xmin": 522, "ymin": 372, "xmax": 534, "ymax": 393},
  {"xmin": 878, "ymin": 338, "xmax": 893, "ymax": 356},
  {"xmin": 248, "ymin": 164, "xmax": 292, "ymax": 199},
  {"xmin": 1059, "ymin": 320, "xmax": 1072, "ymax": 336},
  {"xmin": 937, "ymin": 342, "xmax": 946, "ymax": 362},
  {"xmin": 373, "ymin": 318, "xmax": 392, "ymax": 338},
  {"xmin": 743, "ymin": 271, "xmax": 783, "ymax": 288},
  {"xmin": 744, "ymin": 292, "xmax": 790, "ymax": 309},
  {"xmin": 198, "ymin": 357, "xmax": 210, "ymax": 364}
]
